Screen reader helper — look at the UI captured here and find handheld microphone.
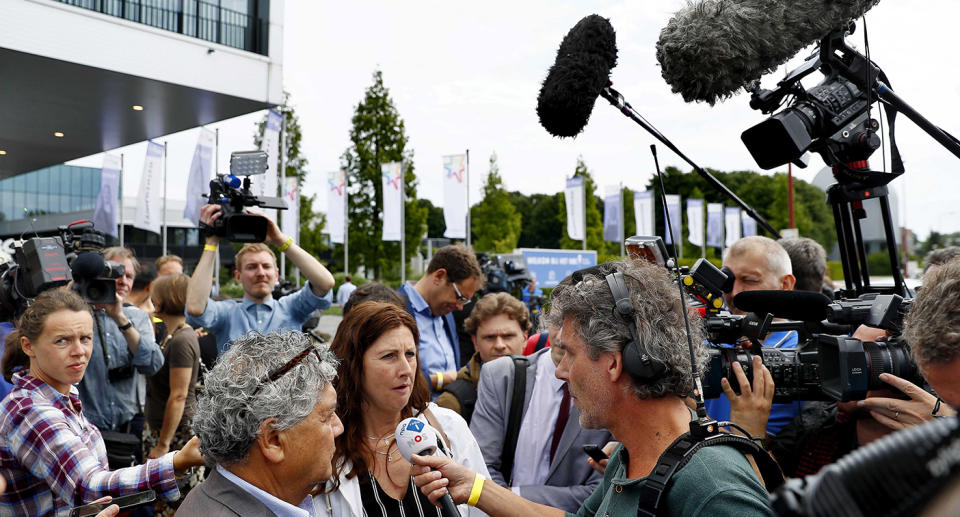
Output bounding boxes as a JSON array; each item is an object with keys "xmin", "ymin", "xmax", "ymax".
[
  {"xmin": 536, "ymin": 14, "xmax": 617, "ymax": 137},
  {"xmin": 656, "ymin": 0, "xmax": 883, "ymax": 105},
  {"xmin": 733, "ymin": 290, "xmax": 831, "ymax": 321},
  {"xmin": 395, "ymin": 418, "xmax": 462, "ymax": 517}
]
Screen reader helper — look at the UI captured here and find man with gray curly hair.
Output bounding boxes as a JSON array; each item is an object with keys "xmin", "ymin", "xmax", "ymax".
[
  {"xmin": 178, "ymin": 331, "xmax": 343, "ymax": 516},
  {"xmin": 411, "ymin": 259, "xmax": 772, "ymax": 517}
]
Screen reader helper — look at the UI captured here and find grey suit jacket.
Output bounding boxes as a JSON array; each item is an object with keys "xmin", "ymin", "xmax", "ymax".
[
  {"xmin": 469, "ymin": 349, "xmax": 611, "ymax": 512},
  {"xmin": 176, "ymin": 468, "xmax": 275, "ymax": 517}
]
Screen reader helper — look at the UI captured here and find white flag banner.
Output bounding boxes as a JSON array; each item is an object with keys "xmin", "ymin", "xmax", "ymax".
[
  {"xmin": 327, "ymin": 170, "xmax": 346, "ymax": 244},
  {"xmin": 382, "ymin": 162, "xmax": 403, "ymax": 241},
  {"xmin": 92, "ymin": 154, "xmax": 121, "ymax": 237},
  {"xmin": 183, "ymin": 128, "xmax": 215, "ymax": 224},
  {"xmin": 564, "ymin": 177, "xmax": 585, "ymax": 241},
  {"xmin": 603, "ymin": 187, "xmax": 621, "ymax": 242},
  {"xmin": 633, "ymin": 190, "xmax": 654, "ymax": 236},
  {"xmin": 281, "ymin": 177, "xmax": 299, "ymax": 244},
  {"xmin": 663, "ymin": 194, "xmax": 682, "ymax": 245},
  {"xmin": 742, "ymin": 215, "xmax": 758, "ymax": 237},
  {"xmin": 258, "ymin": 109, "xmax": 282, "ymax": 221},
  {"xmin": 725, "ymin": 206, "xmax": 742, "ymax": 247},
  {"xmin": 707, "ymin": 203, "xmax": 724, "ymax": 248},
  {"xmin": 686, "ymin": 198, "xmax": 704, "ymax": 246},
  {"xmin": 134, "ymin": 141, "xmax": 164, "ymax": 234},
  {"xmin": 442, "ymin": 154, "xmax": 467, "ymax": 239}
]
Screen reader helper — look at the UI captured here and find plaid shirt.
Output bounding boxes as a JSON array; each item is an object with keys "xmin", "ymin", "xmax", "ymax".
[{"xmin": 0, "ymin": 373, "xmax": 179, "ymax": 517}]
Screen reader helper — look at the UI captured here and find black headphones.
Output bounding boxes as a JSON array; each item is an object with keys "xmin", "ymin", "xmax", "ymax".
[{"xmin": 604, "ymin": 271, "xmax": 668, "ymax": 382}]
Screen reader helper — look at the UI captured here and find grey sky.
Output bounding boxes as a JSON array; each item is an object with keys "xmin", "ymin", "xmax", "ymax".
[{"xmin": 73, "ymin": 1, "xmax": 960, "ymax": 240}]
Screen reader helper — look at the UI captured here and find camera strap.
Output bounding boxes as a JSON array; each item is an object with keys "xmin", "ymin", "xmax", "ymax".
[{"xmin": 636, "ymin": 430, "xmax": 784, "ymax": 517}]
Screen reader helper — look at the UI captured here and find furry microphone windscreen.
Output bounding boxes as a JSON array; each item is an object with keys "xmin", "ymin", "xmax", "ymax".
[
  {"xmin": 656, "ymin": 0, "xmax": 882, "ymax": 105},
  {"xmin": 537, "ymin": 15, "xmax": 618, "ymax": 138}
]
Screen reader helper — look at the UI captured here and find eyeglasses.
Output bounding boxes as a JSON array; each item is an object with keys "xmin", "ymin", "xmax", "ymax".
[
  {"xmin": 252, "ymin": 345, "xmax": 321, "ymax": 396},
  {"xmin": 450, "ymin": 281, "xmax": 471, "ymax": 305}
]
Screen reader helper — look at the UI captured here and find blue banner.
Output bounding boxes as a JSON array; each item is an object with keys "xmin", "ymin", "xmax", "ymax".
[{"xmin": 517, "ymin": 248, "xmax": 598, "ymax": 288}]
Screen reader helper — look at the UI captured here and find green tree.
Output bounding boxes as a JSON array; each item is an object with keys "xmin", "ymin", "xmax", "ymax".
[
  {"xmin": 471, "ymin": 152, "xmax": 522, "ymax": 253},
  {"xmin": 253, "ymin": 93, "xmax": 329, "ymax": 266},
  {"xmin": 514, "ymin": 192, "xmax": 564, "ymax": 249},
  {"xmin": 420, "ymin": 198, "xmax": 446, "ymax": 239},
  {"xmin": 339, "ymin": 69, "xmax": 427, "ymax": 279}
]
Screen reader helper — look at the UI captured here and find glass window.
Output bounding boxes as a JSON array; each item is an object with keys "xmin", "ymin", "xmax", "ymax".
[
  {"xmin": 12, "ymin": 174, "xmax": 24, "ymax": 192},
  {"xmin": 37, "ymin": 169, "xmax": 50, "ymax": 193},
  {"xmin": 1, "ymin": 190, "xmax": 13, "ymax": 220},
  {"xmin": 25, "ymin": 171, "xmax": 37, "ymax": 193},
  {"xmin": 72, "ymin": 170, "xmax": 83, "ymax": 196}
]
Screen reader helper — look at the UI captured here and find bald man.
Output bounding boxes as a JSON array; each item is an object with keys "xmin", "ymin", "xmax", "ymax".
[{"xmin": 707, "ymin": 236, "xmax": 800, "ymax": 438}]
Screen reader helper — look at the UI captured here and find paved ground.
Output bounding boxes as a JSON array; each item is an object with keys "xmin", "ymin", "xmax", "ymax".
[{"xmin": 315, "ymin": 314, "xmax": 343, "ymax": 343}]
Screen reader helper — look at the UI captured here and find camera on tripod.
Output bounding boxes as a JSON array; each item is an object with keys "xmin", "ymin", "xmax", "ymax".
[{"xmin": 204, "ymin": 150, "xmax": 288, "ymax": 243}]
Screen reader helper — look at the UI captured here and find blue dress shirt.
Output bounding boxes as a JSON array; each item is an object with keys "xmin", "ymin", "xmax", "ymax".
[
  {"xmin": 399, "ymin": 283, "xmax": 460, "ymax": 384},
  {"xmin": 217, "ymin": 465, "xmax": 314, "ymax": 517},
  {"xmin": 187, "ymin": 282, "xmax": 331, "ymax": 355},
  {"xmin": 77, "ymin": 306, "xmax": 163, "ymax": 431},
  {"xmin": 704, "ymin": 330, "xmax": 803, "ymax": 437}
]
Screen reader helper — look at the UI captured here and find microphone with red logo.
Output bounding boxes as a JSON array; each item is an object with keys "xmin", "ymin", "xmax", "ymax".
[{"xmin": 395, "ymin": 418, "xmax": 462, "ymax": 517}]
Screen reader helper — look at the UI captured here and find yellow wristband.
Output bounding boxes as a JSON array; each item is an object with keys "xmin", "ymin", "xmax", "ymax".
[
  {"xmin": 467, "ymin": 473, "xmax": 484, "ymax": 506},
  {"xmin": 436, "ymin": 372, "xmax": 444, "ymax": 390},
  {"xmin": 203, "ymin": 244, "xmax": 217, "ymax": 252},
  {"xmin": 277, "ymin": 236, "xmax": 294, "ymax": 253}
]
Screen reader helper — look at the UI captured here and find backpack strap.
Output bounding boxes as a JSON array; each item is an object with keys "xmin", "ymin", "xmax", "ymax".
[
  {"xmin": 441, "ymin": 379, "xmax": 478, "ymax": 424},
  {"xmin": 499, "ymin": 354, "xmax": 529, "ymax": 485},
  {"xmin": 422, "ymin": 407, "xmax": 452, "ymax": 455},
  {"xmin": 636, "ymin": 431, "xmax": 784, "ymax": 517},
  {"xmin": 534, "ymin": 332, "xmax": 550, "ymax": 352}
]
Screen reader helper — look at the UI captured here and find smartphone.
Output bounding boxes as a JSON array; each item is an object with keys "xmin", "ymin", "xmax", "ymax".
[
  {"xmin": 582, "ymin": 444, "xmax": 609, "ymax": 462},
  {"xmin": 70, "ymin": 490, "xmax": 156, "ymax": 517}
]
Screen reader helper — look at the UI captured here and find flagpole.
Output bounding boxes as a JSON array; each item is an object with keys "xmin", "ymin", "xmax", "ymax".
[
  {"xmin": 119, "ymin": 153, "xmax": 124, "ymax": 247},
  {"xmin": 582, "ymin": 178, "xmax": 587, "ymax": 251},
  {"xmin": 279, "ymin": 110, "xmax": 287, "ymax": 282},
  {"xmin": 162, "ymin": 141, "xmax": 168, "ymax": 257},
  {"xmin": 214, "ymin": 128, "xmax": 220, "ymax": 294},
  {"xmin": 344, "ymin": 171, "xmax": 349, "ymax": 278},
  {"xmin": 401, "ymin": 163, "xmax": 406, "ymax": 285},
  {"xmin": 465, "ymin": 149, "xmax": 471, "ymax": 247},
  {"xmin": 619, "ymin": 183, "xmax": 625, "ymax": 257},
  {"xmin": 701, "ymin": 202, "xmax": 706, "ymax": 260}
]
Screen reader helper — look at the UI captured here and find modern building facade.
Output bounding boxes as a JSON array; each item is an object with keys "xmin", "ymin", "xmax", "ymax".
[{"xmin": 0, "ymin": 0, "xmax": 283, "ymax": 268}]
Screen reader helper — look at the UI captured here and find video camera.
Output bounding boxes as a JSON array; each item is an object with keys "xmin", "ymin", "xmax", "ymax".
[
  {"xmin": 625, "ymin": 235, "xmax": 920, "ymax": 403},
  {"xmin": 204, "ymin": 150, "xmax": 287, "ymax": 243},
  {"xmin": 0, "ymin": 221, "xmax": 124, "ymax": 320},
  {"xmin": 476, "ymin": 253, "xmax": 532, "ymax": 296}
]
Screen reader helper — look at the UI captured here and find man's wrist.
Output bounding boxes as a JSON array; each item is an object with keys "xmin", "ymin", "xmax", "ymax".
[
  {"xmin": 204, "ymin": 236, "xmax": 220, "ymax": 246},
  {"xmin": 273, "ymin": 235, "xmax": 294, "ymax": 252}
]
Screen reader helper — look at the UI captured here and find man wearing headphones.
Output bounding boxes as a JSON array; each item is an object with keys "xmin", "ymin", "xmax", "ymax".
[{"xmin": 411, "ymin": 259, "xmax": 772, "ymax": 517}]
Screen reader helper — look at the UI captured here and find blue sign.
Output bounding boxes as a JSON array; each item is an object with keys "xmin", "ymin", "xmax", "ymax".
[
  {"xmin": 517, "ymin": 248, "xmax": 598, "ymax": 288},
  {"xmin": 406, "ymin": 420, "xmax": 424, "ymax": 432}
]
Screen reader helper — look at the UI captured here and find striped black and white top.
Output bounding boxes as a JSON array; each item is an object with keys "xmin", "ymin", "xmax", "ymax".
[{"xmin": 358, "ymin": 471, "xmax": 443, "ymax": 517}]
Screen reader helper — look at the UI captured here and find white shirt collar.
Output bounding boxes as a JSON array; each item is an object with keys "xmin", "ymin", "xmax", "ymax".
[{"xmin": 217, "ymin": 464, "xmax": 314, "ymax": 517}]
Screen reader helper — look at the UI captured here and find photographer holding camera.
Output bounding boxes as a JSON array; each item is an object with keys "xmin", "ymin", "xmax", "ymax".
[
  {"xmin": 186, "ymin": 205, "xmax": 334, "ymax": 354},
  {"xmin": 411, "ymin": 259, "xmax": 772, "ymax": 517},
  {"xmin": 76, "ymin": 247, "xmax": 163, "ymax": 442}
]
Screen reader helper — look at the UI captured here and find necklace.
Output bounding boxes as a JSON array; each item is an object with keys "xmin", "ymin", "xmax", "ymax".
[
  {"xmin": 367, "ymin": 433, "xmax": 397, "ymax": 462},
  {"xmin": 160, "ymin": 322, "xmax": 188, "ymax": 351}
]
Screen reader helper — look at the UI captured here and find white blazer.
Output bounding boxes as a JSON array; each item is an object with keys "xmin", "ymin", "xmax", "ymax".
[{"xmin": 316, "ymin": 403, "xmax": 490, "ymax": 517}]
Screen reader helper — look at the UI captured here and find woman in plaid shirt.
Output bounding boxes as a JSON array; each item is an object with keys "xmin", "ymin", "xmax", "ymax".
[{"xmin": 0, "ymin": 288, "xmax": 205, "ymax": 517}]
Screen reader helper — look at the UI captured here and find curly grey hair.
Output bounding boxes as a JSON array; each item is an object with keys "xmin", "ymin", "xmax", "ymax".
[
  {"xmin": 905, "ymin": 257, "xmax": 960, "ymax": 366},
  {"xmin": 548, "ymin": 259, "xmax": 708, "ymax": 399},
  {"xmin": 193, "ymin": 330, "xmax": 339, "ymax": 466}
]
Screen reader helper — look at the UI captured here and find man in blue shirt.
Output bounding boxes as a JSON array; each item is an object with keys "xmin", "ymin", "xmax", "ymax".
[
  {"xmin": 399, "ymin": 244, "xmax": 484, "ymax": 395},
  {"xmin": 705, "ymin": 236, "xmax": 799, "ymax": 438},
  {"xmin": 186, "ymin": 206, "xmax": 334, "ymax": 354},
  {"xmin": 77, "ymin": 247, "xmax": 164, "ymax": 432}
]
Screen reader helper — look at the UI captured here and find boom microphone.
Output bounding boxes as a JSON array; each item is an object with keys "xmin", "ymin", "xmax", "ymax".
[
  {"xmin": 656, "ymin": 0, "xmax": 882, "ymax": 105},
  {"xmin": 733, "ymin": 290, "xmax": 831, "ymax": 321},
  {"xmin": 71, "ymin": 252, "xmax": 108, "ymax": 279},
  {"xmin": 536, "ymin": 15, "xmax": 617, "ymax": 137},
  {"xmin": 395, "ymin": 418, "xmax": 462, "ymax": 517}
]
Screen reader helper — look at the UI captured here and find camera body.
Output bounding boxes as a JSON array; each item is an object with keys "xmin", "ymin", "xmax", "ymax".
[
  {"xmin": 476, "ymin": 253, "xmax": 532, "ymax": 296},
  {"xmin": 0, "ymin": 221, "xmax": 121, "ymax": 320},
  {"xmin": 205, "ymin": 150, "xmax": 287, "ymax": 243}
]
